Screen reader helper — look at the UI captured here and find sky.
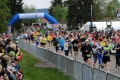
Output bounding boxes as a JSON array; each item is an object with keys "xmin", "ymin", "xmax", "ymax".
[{"xmin": 23, "ymin": 0, "xmax": 52, "ymax": 9}]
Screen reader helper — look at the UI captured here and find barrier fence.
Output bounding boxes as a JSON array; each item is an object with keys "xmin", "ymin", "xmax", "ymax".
[{"xmin": 18, "ymin": 39, "xmax": 120, "ymax": 80}]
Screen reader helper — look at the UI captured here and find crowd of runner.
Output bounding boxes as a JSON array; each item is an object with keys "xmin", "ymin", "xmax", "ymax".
[
  {"xmin": 0, "ymin": 33, "xmax": 23, "ymax": 80},
  {"xmin": 22, "ymin": 26, "xmax": 120, "ymax": 73}
]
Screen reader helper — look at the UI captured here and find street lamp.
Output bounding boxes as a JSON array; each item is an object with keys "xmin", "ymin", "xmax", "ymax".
[{"xmin": 90, "ymin": 0, "xmax": 93, "ymax": 33}]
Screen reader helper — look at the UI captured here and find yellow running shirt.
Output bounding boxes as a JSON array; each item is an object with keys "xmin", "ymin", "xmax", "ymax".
[
  {"xmin": 47, "ymin": 36, "xmax": 52, "ymax": 41},
  {"xmin": 42, "ymin": 38, "xmax": 47, "ymax": 43},
  {"xmin": 40, "ymin": 37, "xmax": 43, "ymax": 43},
  {"xmin": 101, "ymin": 41, "xmax": 105, "ymax": 47}
]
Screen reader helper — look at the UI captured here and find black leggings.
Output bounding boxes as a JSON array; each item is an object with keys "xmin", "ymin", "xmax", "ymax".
[{"xmin": 116, "ymin": 55, "xmax": 120, "ymax": 64}]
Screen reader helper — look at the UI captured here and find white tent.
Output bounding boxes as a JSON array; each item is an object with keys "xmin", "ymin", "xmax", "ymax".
[{"xmin": 80, "ymin": 21, "xmax": 120, "ymax": 31}]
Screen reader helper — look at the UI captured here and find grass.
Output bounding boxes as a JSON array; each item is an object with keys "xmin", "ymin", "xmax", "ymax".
[
  {"xmin": 19, "ymin": 49, "xmax": 71, "ymax": 80},
  {"xmin": 39, "ymin": 29, "xmax": 46, "ymax": 34}
]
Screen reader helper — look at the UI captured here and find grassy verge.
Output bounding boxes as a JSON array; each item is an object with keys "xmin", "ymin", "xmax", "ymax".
[
  {"xmin": 19, "ymin": 49, "xmax": 71, "ymax": 80},
  {"xmin": 39, "ymin": 29, "xmax": 46, "ymax": 34}
]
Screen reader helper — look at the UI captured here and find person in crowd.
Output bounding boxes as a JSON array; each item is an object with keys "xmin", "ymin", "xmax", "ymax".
[
  {"xmin": 92, "ymin": 42, "xmax": 98, "ymax": 67},
  {"xmin": 42, "ymin": 36, "xmax": 47, "ymax": 48},
  {"xmin": 39, "ymin": 35, "xmax": 43, "ymax": 47},
  {"xmin": 68, "ymin": 35, "xmax": 73, "ymax": 56},
  {"xmin": 64, "ymin": 38, "xmax": 69, "ymax": 56},
  {"xmin": 56, "ymin": 36, "xmax": 65, "ymax": 54},
  {"xmin": 71, "ymin": 37, "xmax": 79, "ymax": 60},
  {"xmin": 81, "ymin": 40, "xmax": 92, "ymax": 65},
  {"xmin": 114, "ymin": 39, "xmax": 120, "ymax": 69},
  {"xmin": 35, "ymin": 35, "xmax": 40, "ymax": 46},
  {"xmin": 97, "ymin": 42, "xmax": 104, "ymax": 69},
  {"xmin": 102, "ymin": 42, "xmax": 111, "ymax": 72},
  {"xmin": 47, "ymin": 34, "xmax": 52, "ymax": 48}
]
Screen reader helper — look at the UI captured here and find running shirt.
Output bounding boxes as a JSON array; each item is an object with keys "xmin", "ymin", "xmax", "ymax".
[
  {"xmin": 39, "ymin": 37, "xmax": 43, "ymax": 43},
  {"xmin": 47, "ymin": 36, "xmax": 52, "ymax": 41},
  {"xmin": 42, "ymin": 38, "xmax": 47, "ymax": 43},
  {"xmin": 64, "ymin": 42, "xmax": 69, "ymax": 50},
  {"xmin": 101, "ymin": 41, "xmax": 105, "ymax": 47},
  {"xmin": 92, "ymin": 45, "xmax": 98, "ymax": 54},
  {"xmin": 72, "ymin": 39, "xmax": 78, "ymax": 48},
  {"xmin": 103, "ymin": 46, "xmax": 110, "ymax": 56}
]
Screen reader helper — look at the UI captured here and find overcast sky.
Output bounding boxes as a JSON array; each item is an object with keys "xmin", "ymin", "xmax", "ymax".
[{"xmin": 23, "ymin": 0, "xmax": 52, "ymax": 9}]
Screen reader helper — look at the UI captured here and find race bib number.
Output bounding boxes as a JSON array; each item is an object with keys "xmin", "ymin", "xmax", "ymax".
[
  {"xmin": 65, "ymin": 44, "xmax": 68, "ymax": 47},
  {"xmin": 87, "ymin": 54, "xmax": 91, "ymax": 57},
  {"xmin": 57, "ymin": 44, "xmax": 60, "ymax": 47},
  {"xmin": 74, "ymin": 44, "xmax": 77, "ymax": 47},
  {"xmin": 93, "ymin": 49, "xmax": 97, "ymax": 53}
]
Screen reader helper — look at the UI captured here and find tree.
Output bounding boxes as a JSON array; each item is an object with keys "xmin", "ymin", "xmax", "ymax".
[
  {"xmin": 52, "ymin": 6, "xmax": 68, "ymax": 22},
  {"xmin": 105, "ymin": 0, "xmax": 120, "ymax": 19},
  {"xmin": 0, "ymin": 0, "xmax": 11, "ymax": 33},
  {"xmin": 93, "ymin": 0, "xmax": 105, "ymax": 21},
  {"xmin": 22, "ymin": 4, "xmax": 38, "ymax": 26},
  {"xmin": 8, "ymin": 0, "xmax": 24, "ymax": 32},
  {"xmin": 49, "ymin": 0, "xmax": 62, "ymax": 16},
  {"xmin": 65, "ymin": 0, "xmax": 105, "ymax": 30}
]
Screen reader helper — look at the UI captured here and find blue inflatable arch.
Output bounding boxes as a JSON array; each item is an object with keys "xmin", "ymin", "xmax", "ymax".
[{"xmin": 8, "ymin": 12, "xmax": 58, "ymax": 26}]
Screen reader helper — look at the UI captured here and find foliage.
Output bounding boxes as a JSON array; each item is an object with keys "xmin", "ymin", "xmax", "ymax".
[
  {"xmin": 105, "ymin": 0, "xmax": 120, "ymax": 19},
  {"xmin": 49, "ymin": 0, "xmax": 62, "ymax": 16},
  {"xmin": 64, "ymin": 0, "xmax": 106, "ymax": 30},
  {"xmin": 52, "ymin": 6, "xmax": 68, "ymax": 22},
  {"xmin": 20, "ymin": 49, "xmax": 71, "ymax": 80},
  {"xmin": 22, "ymin": 4, "xmax": 38, "ymax": 26},
  {"xmin": 0, "ymin": 0, "xmax": 11, "ymax": 33},
  {"xmin": 8, "ymin": 0, "xmax": 24, "ymax": 32}
]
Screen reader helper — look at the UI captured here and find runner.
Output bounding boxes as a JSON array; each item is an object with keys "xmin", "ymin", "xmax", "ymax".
[
  {"xmin": 71, "ymin": 37, "xmax": 79, "ymax": 60},
  {"xmin": 97, "ymin": 42, "xmax": 104, "ymax": 69},
  {"xmin": 56, "ymin": 36, "xmax": 65, "ymax": 54},
  {"xmin": 92, "ymin": 42, "xmax": 98, "ymax": 67},
  {"xmin": 39, "ymin": 35, "xmax": 43, "ymax": 47},
  {"xmin": 42, "ymin": 36, "xmax": 47, "ymax": 48},
  {"xmin": 102, "ymin": 42, "xmax": 111, "ymax": 72},
  {"xmin": 114, "ymin": 39, "xmax": 120, "ymax": 69},
  {"xmin": 81, "ymin": 40, "xmax": 92, "ymax": 65},
  {"xmin": 47, "ymin": 34, "xmax": 52, "ymax": 48},
  {"xmin": 64, "ymin": 38, "xmax": 69, "ymax": 56}
]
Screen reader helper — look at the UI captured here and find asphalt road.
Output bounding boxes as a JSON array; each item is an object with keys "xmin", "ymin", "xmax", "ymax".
[{"xmin": 26, "ymin": 27, "xmax": 120, "ymax": 76}]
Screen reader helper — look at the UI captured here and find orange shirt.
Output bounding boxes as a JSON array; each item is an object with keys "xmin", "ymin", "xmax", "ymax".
[{"xmin": 52, "ymin": 34, "xmax": 55, "ymax": 40}]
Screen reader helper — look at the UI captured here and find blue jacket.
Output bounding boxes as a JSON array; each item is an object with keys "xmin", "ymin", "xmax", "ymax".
[{"xmin": 57, "ymin": 38, "xmax": 65, "ymax": 47}]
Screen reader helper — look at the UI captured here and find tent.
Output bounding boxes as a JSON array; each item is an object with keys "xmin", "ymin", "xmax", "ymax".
[{"xmin": 80, "ymin": 21, "xmax": 120, "ymax": 31}]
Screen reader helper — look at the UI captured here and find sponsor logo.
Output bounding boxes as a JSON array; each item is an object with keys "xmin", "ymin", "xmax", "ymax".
[{"xmin": 35, "ymin": 14, "xmax": 39, "ymax": 18}]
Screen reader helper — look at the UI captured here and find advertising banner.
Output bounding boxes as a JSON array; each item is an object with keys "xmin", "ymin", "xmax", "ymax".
[{"xmin": 19, "ymin": 13, "xmax": 44, "ymax": 19}]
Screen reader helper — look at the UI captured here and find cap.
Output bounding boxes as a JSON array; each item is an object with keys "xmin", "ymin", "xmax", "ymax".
[{"xmin": 9, "ymin": 51, "xmax": 15, "ymax": 57}]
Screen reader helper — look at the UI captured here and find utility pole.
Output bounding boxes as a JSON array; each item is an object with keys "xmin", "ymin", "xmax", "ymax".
[{"xmin": 90, "ymin": 0, "xmax": 93, "ymax": 33}]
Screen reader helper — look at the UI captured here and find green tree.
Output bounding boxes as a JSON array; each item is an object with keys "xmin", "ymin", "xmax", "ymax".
[
  {"xmin": 65, "ymin": 0, "xmax": 105, "ymax": 30},
  {"xmin": 64, "ymin": 0, "xmax": 79, "ymax": 30},
  {"xmin": 49, "ymin": 0, "xmax": 62, "ymax": 16},
  {"xmin": 8, "ymin": 0, "xmax": 24, "ymax": 32},
  {"xmin": 22, "ymin": 4, "xmax": 38, "ymax": 26},
  {"xmin": 52, "ymin": 6, "xmax": 68, "ymax": 22},
  {"xmin": 0, "ymin": 0, "xmax": 11, "ymax": 33},
  {"xmin": 93, "ymin": 1, "xmax": 105, "ymax": 21},
  {"xmin": 105, "ymin": 0, "xmax": 120, "ymax": 19}
]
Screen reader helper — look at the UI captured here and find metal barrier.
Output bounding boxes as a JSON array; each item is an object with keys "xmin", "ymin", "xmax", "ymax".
[{"xmin": 18, "ymin": 39, "xmax": 120, "ymax": 80}]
